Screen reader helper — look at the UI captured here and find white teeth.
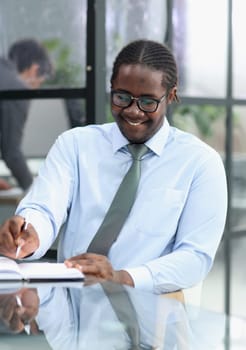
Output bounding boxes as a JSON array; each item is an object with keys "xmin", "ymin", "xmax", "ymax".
[{"xmin": 127, "ymin": 120, "xmax": 142, "ymax": 126}]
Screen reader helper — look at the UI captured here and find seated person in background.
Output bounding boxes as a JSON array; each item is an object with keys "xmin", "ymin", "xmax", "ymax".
[
  {"xmin": 0, "ymin": 38, "xmax": 53, "ymax": 191},
  {"xmin": 0, "ymin": 39, "xmax": 227, "ymax": 294}
]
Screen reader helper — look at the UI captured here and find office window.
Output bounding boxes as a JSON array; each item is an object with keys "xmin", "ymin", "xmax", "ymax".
[
  {"xmin": 0, "ymin": 0, "xmax": 87, "ymax": 148},
  {"xmin": 106, "ymin": 0, "xmax": 167, "ymax": 90},
  {"xmin": 232, "ymin": 106, "xmax": 246, "ymax": 230},
  {"xmin": 172, "ymin": 0, "xmax": 228, "ymax": 98},
  {"xmin": 233, "ymin": 0, "xmax": 246, "ymax": 99},
  {"xmin": 172, "ymin": 104, "xmax": 226, "ymax": 154},
  {"xmin": 0, "ymin": 0, "xmax": 87, "ymax": 88}
]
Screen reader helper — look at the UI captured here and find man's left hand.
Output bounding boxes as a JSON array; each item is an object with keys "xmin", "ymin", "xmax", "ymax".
[{"xmin": 65, "ymin": 253, "xmax": 134, "ymax": 287}]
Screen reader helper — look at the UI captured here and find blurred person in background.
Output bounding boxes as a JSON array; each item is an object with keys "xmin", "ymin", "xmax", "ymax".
[{"xmin": 0, "ymin": 38, "xmax": 53, "ymax": 191}]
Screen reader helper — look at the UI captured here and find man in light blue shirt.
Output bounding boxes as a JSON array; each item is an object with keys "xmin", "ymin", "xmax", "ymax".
[{"xmin": 0, "ymin": 39, "xmax": 227, "ymax": 294}]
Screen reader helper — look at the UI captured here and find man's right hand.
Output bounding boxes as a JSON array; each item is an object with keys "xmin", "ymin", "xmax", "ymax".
[{"xmin": 0, "ymin": 215, "xmax": 39, "ymax": 259}]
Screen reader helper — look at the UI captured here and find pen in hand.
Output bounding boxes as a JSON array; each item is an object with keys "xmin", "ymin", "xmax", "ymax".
[{"xmin": 15, "ymin": 216, "xmax": 29, "ymax": 259}]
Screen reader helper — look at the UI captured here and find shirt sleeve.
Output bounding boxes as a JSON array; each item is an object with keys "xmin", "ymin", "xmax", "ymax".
[
  {"xmin": 15, "ymin": 131, "xmax": 75, "ymax": 259},
  {"xmin": 126, "ymin": 151, "xmax": 227, "ymax": 294}
]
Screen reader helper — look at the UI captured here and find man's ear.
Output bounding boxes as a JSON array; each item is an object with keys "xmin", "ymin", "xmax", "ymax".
[{"xmin": 167, "ymin": 86, "xmax": 178, "ymax": 104}]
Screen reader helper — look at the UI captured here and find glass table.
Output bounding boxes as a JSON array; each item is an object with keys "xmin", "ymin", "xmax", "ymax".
[{"xmin": 0, "ymin": 280, "xmax": 245, "ymax": 350}]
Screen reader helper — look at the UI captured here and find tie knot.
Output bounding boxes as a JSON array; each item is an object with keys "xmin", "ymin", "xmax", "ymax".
[{"xmin": 127, "ymin": 144, "xmax": 148, "ymax": 160}]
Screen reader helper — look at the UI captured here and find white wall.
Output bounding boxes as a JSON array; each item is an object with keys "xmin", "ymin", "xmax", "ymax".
[{"xmin": 22, "ymin": 99, "xmax": 69, "ymax": 158}]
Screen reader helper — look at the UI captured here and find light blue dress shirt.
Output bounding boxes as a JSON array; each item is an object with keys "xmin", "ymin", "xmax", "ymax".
[{"xmin": 16, "ymin": 120, "xmax": 227, "ymax": 293}]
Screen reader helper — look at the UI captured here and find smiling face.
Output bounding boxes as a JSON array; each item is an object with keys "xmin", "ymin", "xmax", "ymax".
[{"xmin": 111, "ymin": 64, "xmax": 175, "ymax": 144}]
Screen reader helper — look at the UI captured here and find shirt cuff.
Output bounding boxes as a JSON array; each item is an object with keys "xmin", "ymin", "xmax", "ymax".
[
  {"xmin": 16, "ymin": 209, "xmax": 54, "ymax": 260},
  {"xmin": 124, "ymin": 265, "xmax": 154, "ymax": 292}
]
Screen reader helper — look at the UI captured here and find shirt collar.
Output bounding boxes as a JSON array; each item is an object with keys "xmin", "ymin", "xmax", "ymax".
[{"xmin": 111, "ymin": 118, "xmax": 170, "ymax": 156}]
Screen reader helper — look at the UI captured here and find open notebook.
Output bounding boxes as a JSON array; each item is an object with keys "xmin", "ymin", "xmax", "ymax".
[{"xmin": 0, "ymin": 257, "xmax": 84, "ymax": 283}]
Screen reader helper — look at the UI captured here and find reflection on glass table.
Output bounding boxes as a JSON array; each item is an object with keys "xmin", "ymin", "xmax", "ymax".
[{"xmin": 0, "ymin": 281, "xmax": 244, "ymax": 350}]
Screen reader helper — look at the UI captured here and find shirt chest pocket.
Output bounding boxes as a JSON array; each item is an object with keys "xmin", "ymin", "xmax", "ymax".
[{"xmin": 133, "ymin": 188, "xmax": 185, "ymax": 236}]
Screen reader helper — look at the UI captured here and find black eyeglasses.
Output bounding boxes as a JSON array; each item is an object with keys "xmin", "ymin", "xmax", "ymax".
[{"xmin": 111, "ymin": 90, "xmax": 166, "ymax": 113}]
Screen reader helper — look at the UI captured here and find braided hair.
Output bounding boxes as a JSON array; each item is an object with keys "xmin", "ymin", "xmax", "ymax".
[{"xmin": 110, "ymin": 39, "xmax": 179, "ymax": 102}]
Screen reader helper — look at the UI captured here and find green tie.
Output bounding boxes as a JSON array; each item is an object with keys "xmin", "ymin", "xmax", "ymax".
[{"xmin": 87, "ymin": 144, "xmax": 148, "ymax": 255}]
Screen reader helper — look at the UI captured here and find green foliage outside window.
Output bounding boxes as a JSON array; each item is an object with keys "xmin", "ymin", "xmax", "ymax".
[
  {"xmin": 172, "ymin": 104, "xmax": 226, "ymax": 138},
  {"xmin": 42, "ymin": 38, "xmax": 82, "ymax": 87},
  {"xmin": 42, "ymin": 38, "xmax": 85, "ymax": 127}
]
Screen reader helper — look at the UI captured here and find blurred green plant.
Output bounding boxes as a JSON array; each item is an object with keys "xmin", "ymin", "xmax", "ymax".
[
  {"xmin": 42, "ymin": 38, "xmax": 85, "ymax": 127},
  {"xmin": 42, "ymin": 38, "xmax": 82, "ymax": 87},
  {"xmin": 172, "ymin": 104, "xmax": 226, "ymax": 138}
]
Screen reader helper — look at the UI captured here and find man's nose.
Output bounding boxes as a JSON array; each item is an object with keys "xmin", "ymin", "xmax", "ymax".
[{"xmin": 125, "ymin": 99, "xmax": 141, "ymax": 113}]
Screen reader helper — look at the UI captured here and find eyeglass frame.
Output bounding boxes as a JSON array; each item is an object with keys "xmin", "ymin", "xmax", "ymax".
[{"xmin": 111, "ymin": 90, "xmax": 167, "ymax": 113}]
